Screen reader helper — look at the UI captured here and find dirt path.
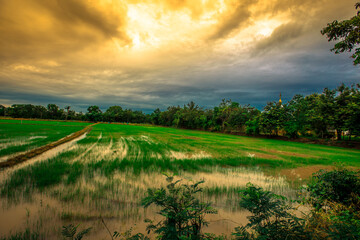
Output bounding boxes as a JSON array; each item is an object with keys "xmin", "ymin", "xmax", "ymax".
[
  {"xmin": 0, "ymin": 133, "xmax": 88, "ymax": 184},
  {"xmin": 0, "ymin": 123, "xmax": 97, "ymax": 169}
]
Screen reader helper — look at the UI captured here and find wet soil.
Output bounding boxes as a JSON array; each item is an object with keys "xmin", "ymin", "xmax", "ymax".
[{"xmin": 280, "ymin": 165, "xmax": 335, "ymax": 180}]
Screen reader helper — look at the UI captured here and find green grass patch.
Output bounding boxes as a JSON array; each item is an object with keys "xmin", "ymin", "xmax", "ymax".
[{"xmin": 0, "ymin": 120, "xmax": 87, "ymax": 158}]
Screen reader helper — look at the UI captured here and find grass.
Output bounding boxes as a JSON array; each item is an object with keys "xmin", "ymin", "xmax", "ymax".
[
  {"xmin": 0, "ymin": 228, "xmax": 41, "ymax": 240},
  {"xmin": 3, "ymin": 123, "xmax": 360, "ymax": 197},
  {"xmin": 0, "ymin": 119, "xmax": 89, "ymax": 158},
  {"xmin": 0, "ymin": 118, "xmax": 91, "ymax": 126}
]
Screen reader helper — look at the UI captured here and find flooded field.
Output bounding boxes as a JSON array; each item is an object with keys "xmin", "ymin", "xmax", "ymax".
[
  {"xmin": 0, "ymin": 119, "xmax": 89, "ymax": 161},
  {"xmin": 1, "ymin": 122, "xmax": 359, "ymax": 239}
]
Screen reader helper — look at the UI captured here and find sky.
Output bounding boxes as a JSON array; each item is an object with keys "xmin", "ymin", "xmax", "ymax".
[{"xmin": 1, "ymin": 0, "xmax": 360, "ymax": 112}]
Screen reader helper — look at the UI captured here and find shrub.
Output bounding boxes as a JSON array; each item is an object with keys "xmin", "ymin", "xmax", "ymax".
[
  {"xmin": 306, "ymin": 169, "xmax": 360, "ymax": 210},
  {"xmin": 141, "ymin": 176, "xmax": 217, "ymax": 240},
  {"xmin": 304, "ymin": 169, "xmax": 360, "ymax": 239},
  {"xmin": 233, "ymin": 183, "xmax": 307, "ymax": 240}
]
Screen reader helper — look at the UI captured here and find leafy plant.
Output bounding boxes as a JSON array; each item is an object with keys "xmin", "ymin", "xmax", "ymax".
[
  {"xmin": 306, "ymin": 201, "xmax": 360, "ymax": 239},
  {"xmin": 61, "ymin": 224, "xmax": 92, "ymax": 240},
  {"xmin": 141, "ymin": 176, "xmax": 217, "ymax": 240},
  {"xmin": 306, "ymin": 169, "xmax": 360, "ymax": 210},
  {"xmin": 304, "ymin": 169, "xmax": 360, "ymax": 239},
  {"xmin": 233, "ymin": 183, "xmax": 307, "ymax": 240}
]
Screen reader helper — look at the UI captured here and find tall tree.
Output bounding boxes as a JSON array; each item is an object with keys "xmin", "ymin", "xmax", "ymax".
[
  {"xmin": 64, "ymin": 106, "xmax": 71, "ymax": 120},
  {"xmin": 151, "ymin": 108, "xmax": 161, "ymax": 125},
  {"xmin": 0, "ymin": 105, "xmax": 6, "ymax": 117},
  {"xmin": 104, "ymin": 106, "xmax": 123, "ymax": 122},
  {"xmin": 259, "ymin": 102, "xmax": 286, "ymax": 136},
  {"xmin": 47, "ymin": 104, "xmax": 63, "ymax": 119}
]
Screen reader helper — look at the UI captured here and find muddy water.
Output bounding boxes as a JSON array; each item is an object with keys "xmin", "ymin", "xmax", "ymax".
[
  {"xmin": 0, "ymin": 133, "xmax": 300, "ymax": 239},
  {"xmin": 0, "ymin": 193, "xmax": 250, "ymax": 239}
]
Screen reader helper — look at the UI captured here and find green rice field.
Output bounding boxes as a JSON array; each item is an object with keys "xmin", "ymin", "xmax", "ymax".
[
  {"xmin": 0, "ymin": 119, "xmax": 90, "ymax": 160},
  {"xmin": 0, "ymin": 121, "xmax": 359, "ymax": 239}
]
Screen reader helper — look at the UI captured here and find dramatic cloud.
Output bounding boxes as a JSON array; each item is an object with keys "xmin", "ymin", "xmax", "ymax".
[
  {"xmin": 209, "ymin": 0, "xmax": 256, "ymax": 40},
  {"xmin": 0, "ymin": 0, "xmax": 359, "ymax": 112}
]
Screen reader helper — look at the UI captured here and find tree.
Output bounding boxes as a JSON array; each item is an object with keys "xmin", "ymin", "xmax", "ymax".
[
  {"xmin": 0, "ymin": 105, "xmax": 5, "ymax": 116},
  {"xmin": 151, "ymin": 108, "xmax": 161, "ymax": 125},
  {"xmin": 65, "ymin": 106, "xmax": 71, "ymax": 120},
  {"xmin": 86, "ymin": 105, "xmax": 103, "ymax": 122},
  {"xmin": 346, "ymin": 84, "xmax": 360, "ymax": 138},
  {"xmin": 283, "ymin": 95, "xmax": 308, "ymax": 138},
  {"xmin": 259, "ymin": 102, "xmax": 286, "ymax": 136},
  {"xmin": 321, "ymin": 2, "xmax": 360, "ymax": 65},
  {"xmin": 104, "ymin": 106, "xmax": 124, "ymax": 122},
  {"xmin": 47, "ymin": 104, "xmax": 63, "ymax": 119}
]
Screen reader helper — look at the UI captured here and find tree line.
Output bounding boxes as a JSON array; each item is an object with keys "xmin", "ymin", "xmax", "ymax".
[
  {"xmin": 151, "ymin": 84, "xmax": 360, "ymax": 140},
  {"xmin": 1, "ymin": 84, "xmax": 360, "ymax": 140}
]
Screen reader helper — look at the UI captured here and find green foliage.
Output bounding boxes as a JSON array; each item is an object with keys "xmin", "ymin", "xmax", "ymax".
[
  {"xmin": 2, "ymin": 82, "xmax": 360, "ymax": 141},
  {"xmin": 245, "ymin": 118, "xmax": 260, "ymax": 135},
  {"xmin": 232, "ymin": 169, "xmax": 360, "ymax": 239},
  {"xmin": 258, "ymin": 102, "xmax": 285, "ymax": 136},
  {"xmin": 306, "ymin": 168, "xmax": 360, "ymax": 210},
  {"xmin": 233, "ymin": 183, "xmax": 307, "ymax": 240},
  {"xmin": 61, "ymin": 224, "xmax": 92, "ymax": 240},
  {"xmin": 141, "ymin": 176, "xmax": 217, "ymax": 240},
  {"xmin": 303, "ymin": 169, "xmax": 360, "ymax": 239},
  {"xmin": 86, "ymin": 105, "xmax": 103, "ymax": 122},
  {"xmin": 307, "ymin": 203, "xmax": 360, "ymax": 240},
  {"xmin": 321, "ymin": 2, "xmax": 360, "ymax": 65}
]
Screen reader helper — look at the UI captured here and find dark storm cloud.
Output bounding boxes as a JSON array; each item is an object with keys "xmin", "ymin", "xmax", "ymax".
[
  {"xmin": 0, "ymin": 0, "xmax": 129, "ymax": 62},
  {"xmin": 39, "ymin": 0, "xmax": 122, "ymax": 38},
  {"xmin": 254, "ymin": 22, "xmax": 304, "ymax": 54},
  {"xmin": 209, "ymin": 0, "xmax": 257, "ymax": 40}
]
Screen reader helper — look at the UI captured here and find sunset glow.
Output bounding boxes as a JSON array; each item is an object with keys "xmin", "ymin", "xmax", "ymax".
[{"xmin": 0, "ymin": 0, "xmax": 359, "ymax": 111}]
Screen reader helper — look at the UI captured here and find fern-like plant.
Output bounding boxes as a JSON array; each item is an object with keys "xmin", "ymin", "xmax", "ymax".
[{"xmin": 61, "ymin": 224, "xmax": 92, "ymax": 240}]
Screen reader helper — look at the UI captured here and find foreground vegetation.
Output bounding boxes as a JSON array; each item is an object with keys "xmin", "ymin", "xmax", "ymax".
[
  {"xmin": 2, "ymin": 169, "xmax": 359, "ymax": 240},
  {"xmin": 131, "ymin": 169, "xmax": 360, "ymax": 240}
]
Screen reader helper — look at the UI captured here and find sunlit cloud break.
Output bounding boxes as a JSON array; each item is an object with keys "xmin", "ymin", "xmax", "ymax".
[{"xmin": 0, "ymin": 0, "xmax": 359, "ymax": 111}]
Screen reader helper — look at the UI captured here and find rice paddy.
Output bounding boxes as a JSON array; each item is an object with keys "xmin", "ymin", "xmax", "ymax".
[
  {"xmin": 0, "ymin": 119, "xmax": 90, "ymax": 161},
  {"xmin": 0, "ymin": 121, "xmax": 359, "ymax": 239}
]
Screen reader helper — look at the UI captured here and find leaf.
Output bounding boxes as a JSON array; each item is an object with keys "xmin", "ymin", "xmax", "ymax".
[
  {"xmin": 75, "ymin": 227, "xmax": 92, "ymax": 240},
  {"xmin": 62, "ymin": 224, "xmax": 78, "ymax": 238}
]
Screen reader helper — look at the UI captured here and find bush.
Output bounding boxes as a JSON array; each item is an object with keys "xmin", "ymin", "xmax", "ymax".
[
  {"xmin": 304, "ymin": 169, "xmax": 360, "ymax": 239},
  {"xmin": 141, "ymin": 176, "xmax": 217, "ymax": 240},
  {"xmin": 233, "ymin": 183, "xmax": 307, "ymax": 240},
  {"xmin": 306, "ymin": 169, "xmax": 360, "ymax": 210}
]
